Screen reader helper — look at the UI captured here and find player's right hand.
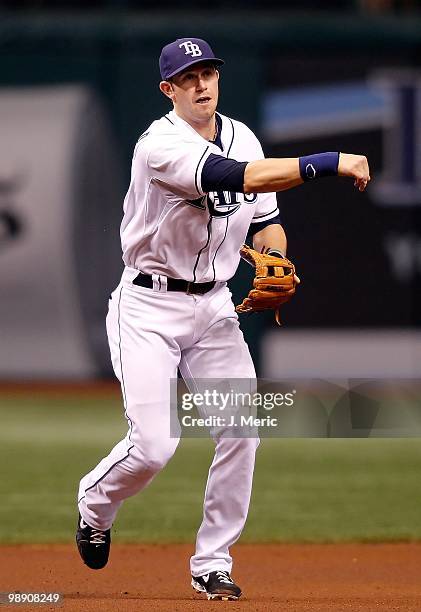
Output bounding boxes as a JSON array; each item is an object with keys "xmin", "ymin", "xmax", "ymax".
[{"xmin": 337, "ymin": 153, "xmax": 371, "ymax": 192}]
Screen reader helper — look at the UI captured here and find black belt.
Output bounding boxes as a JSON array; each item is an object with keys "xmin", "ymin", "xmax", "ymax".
[{"xmin": 133, "ymin": 272, "xmax": 216, "ymax": 295}]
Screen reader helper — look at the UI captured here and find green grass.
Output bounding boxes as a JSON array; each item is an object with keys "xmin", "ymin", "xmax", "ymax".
[{"xmin": 0, "ymin": 394, "xmax": 421, "ymax": 544}]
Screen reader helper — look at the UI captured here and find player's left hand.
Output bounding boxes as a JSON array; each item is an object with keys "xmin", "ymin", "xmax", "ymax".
[
  {"xmin": 235, "ymin": 245, "xmax": 298, "ymax": 325},
  {"xmin": 337, "ymin": 153, "xmax": 371, "ymax": 191}
]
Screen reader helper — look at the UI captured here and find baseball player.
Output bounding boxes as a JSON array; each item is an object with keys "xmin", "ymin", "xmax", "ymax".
[{"xmin": 76, "ymin": 38, "xmax": 370, "ymax": 601}]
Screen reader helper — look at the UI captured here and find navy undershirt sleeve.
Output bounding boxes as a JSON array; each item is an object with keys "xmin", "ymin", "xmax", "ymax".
[
  {"xmin": 246, "ymin": 214, "xmax": 282, "ymax": 240},
  {"xmin": 201, "ymin": 153, "xmax": 248, "ymax": 193}
]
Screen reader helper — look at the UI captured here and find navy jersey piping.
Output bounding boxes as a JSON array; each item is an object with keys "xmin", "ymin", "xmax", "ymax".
[
  {"xmin": 212, "ymin": 217, "xmax": 229, "ymax": 281},
  {"xmin": 195, "ymin": 146, "xmax": 210, "ymax": 196},
  {"xmin": 252, "ymin": 206, "xmax": 279, "ymax": 221},
  {"xmin": 209, "ymin": 117, "xmax": 235, "ymax": 280},
  {"xmin": 227, "ymin": 118, "xmax": 235, "ymax": 157},
  {"xmin": 78, "ymin": 287, "xmax": 134, "ymax": 503},
  {"xmin": 192, "ymin": 214, "xmax": 212, "ymax": 283},
  {"xmin": 213, "ymin": 113, "xmax": 224, "ymax": 151},
  {"xmin": 137, "ymin": 131, "xmax": 149, "ymax": 144}
]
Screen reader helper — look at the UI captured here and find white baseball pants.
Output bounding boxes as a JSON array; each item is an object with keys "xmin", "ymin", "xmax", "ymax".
[{"xmin": 78, "ymin": 266, "xmax": 258, "ymax": 575}]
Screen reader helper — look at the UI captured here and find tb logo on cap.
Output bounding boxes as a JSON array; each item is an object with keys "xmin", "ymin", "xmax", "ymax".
[{"xmin": 179, "ymin": 41, "xmax": 202, "ymax": 58}]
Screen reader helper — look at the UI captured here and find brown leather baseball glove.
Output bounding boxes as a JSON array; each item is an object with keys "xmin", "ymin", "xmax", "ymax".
[{"xmin": 235, "ymin": 245, "xmax": 297, "ymax": 325}]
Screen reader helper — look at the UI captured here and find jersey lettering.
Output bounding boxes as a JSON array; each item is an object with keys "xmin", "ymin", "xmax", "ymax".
[
  {"xmin": 188, "ymin": 192, "xmax": 257, "ymax": 217},
  {"xmin": 243, "ymin": 192, "xmax": 258, "ymax": 203},
  {"xmin": 207, "ymin": 191, "xmax": 256, "ymax": 217}
]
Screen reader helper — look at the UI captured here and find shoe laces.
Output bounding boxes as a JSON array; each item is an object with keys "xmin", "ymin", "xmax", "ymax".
[
  {"xmin": 215, "ymin": 571, "xmax": 234, "ymax": 585},
  {"xmin": 90, "ymin": 529, "xmax": 107, "ymax": 545}
]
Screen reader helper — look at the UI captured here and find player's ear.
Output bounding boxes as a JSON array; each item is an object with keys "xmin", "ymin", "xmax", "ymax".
[{"xmin": 159, "ymin": 80, "xmax": 175, "ymax": 101}]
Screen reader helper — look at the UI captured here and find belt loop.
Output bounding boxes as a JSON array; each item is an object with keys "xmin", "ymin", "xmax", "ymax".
[
  {"xmin": 159, "ymin": 275, "xmax": 168, "ymax": 292},
  {"xmin": 152, "ymin": 274, "xmax": 160, "ymax": 292}
]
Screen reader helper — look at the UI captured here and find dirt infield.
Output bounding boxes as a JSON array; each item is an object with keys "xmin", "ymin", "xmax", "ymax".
[{"xmin": 1, "ymin": 543, "xmax": 421, "ymax": 611}]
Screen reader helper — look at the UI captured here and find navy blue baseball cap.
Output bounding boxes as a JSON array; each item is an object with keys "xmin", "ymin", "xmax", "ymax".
[{"xmin": 159, "ymin": 38, "xmax": 224, "ymax": 80}]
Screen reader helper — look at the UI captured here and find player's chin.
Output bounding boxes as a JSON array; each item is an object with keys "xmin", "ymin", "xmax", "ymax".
[{"xmin": 194, "ymin": 100, "xmax": 216, "ymax": 116}]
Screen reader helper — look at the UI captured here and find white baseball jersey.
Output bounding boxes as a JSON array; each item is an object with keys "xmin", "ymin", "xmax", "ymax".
[{"xmin": 121, "ymin": 109, "xmax": 278, "ymax": 283}]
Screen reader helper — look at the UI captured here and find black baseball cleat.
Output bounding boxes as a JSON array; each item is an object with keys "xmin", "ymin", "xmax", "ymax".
[
  {"xmin": 191, "ymin": 570, "xmax": 242, "ymax": 601},
  {"xmin": 76, "ymin": 514, "xmax": 111, "ymax": 570}
]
